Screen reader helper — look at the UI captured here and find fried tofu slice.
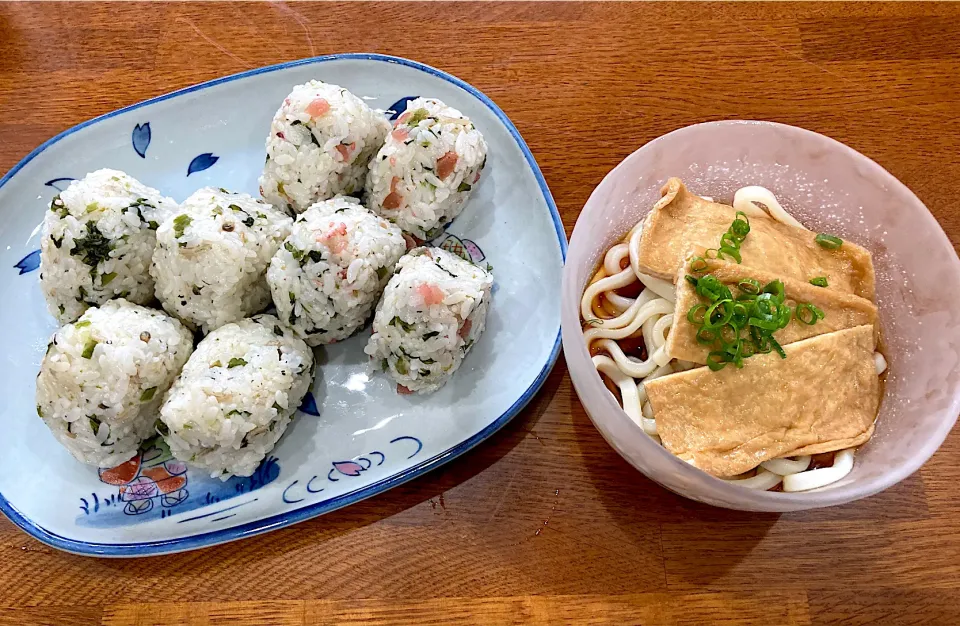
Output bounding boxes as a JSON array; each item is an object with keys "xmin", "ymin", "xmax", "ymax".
[
  {"xmin": 645, "ymin": 325, "xmax": 879, "ymax": 477},
  {"xmin": 666, "ymin": 257, "xmax": 879, "ymax": 365},
  {"xmin": 636, "ymin": 178, "xmax": 876, "ymax": 301}
]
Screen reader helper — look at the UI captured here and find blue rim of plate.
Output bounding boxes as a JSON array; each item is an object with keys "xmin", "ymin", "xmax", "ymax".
[{"xmin": 0, "ymin": 53, "xmax": 567, "ymax": 557}]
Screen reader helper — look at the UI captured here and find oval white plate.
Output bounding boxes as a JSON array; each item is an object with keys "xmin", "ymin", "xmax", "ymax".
[{"xmin": 0, "ymin": 54, "xmax": 565, "ymax": 556}]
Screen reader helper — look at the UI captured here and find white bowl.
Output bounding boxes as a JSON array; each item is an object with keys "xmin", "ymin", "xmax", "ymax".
[{"xmin": 561, "ymin": 120, "xmax": 960, "ymax": 511}]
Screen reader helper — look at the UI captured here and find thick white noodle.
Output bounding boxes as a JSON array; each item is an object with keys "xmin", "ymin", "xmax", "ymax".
[
  {"xmin": 580, "ymin": 268, "xmax": 636, "ymax": 325},
  {"xmin": 652, "ymin": 314, "xmax": 673, "ymax": 349},
  {"xmin": 644, "ymin": 362, "xmax": 674, "ymax": 381},
  {"xmin": 783, "ymin": 449, "xmax": 855, "ymax": 492},
  {"xmin": 641, "ymin": 313, "xmax": 664, "ymax": 358},
  {"xmin": 636, "ymin": 381, "xmax": 647, "ymax": 405},
  {"xmin": 604, "ymin": 243, "xmax": 630, "ymax": 276},
  {"xmin": 605, "ymin": 291, "xmax": 636, "ymax": 313},
  {"xmin": 733, "ymin": 186, "xmax": 807, "ymax": 230},
  {"xmin": 721, "ymin": 469, "xmax": 784, "ymax": 490},
  {"xmin": 588, "ymin": 286, "xmax": 659, "ymax": 332},
  {"xmin": 874, "ymin": 352, "xmax": 888, "ymax": 375},
  {"xmin": 641, "ymin": 401, "xmax": 654, "ymax": 420},
  {"xmin": 593, "ymin": 355, "xmax": 657, "ymax": 435},
  {"xmin": 638, "ymin": 272, "xmax": 677, "ymax": 303},
  {"xmin": 583, "ymin": 298, "xmax": 675, "ymax": 345},
  {"xmin": 595, "ymin": 338, "xmax": 660, "ymax": 379},
  {"xmin": 761, "ymin": 456, "xmax": 812, "ymax": 476}
]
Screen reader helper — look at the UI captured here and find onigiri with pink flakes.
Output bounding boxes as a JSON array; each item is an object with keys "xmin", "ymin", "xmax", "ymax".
[
  {"xmin": 364, "ymin": 246, "xmax": 493, "ymax": 394},
  {"xmin": 267, "ymin": 195, "xmax": 406, "ymax": 346},
  {"xmin": 259, "ymin": 81, "xmax": 390, "ymax": 214},
  {"xmin": 366, "ymin": 98, "xmax": 488, "ymax": 241}
]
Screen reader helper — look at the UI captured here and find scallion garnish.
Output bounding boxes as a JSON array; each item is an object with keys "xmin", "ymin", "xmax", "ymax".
[
  {"xmin": 684, "ymin": 270, "xmax": 823, "ymax": 371},
  {"xmin": 712, "ymin": 211, "xmax": 751, "ymax": 264},
  {"xmin": 795, "ymin": 302, "xmax": 825, "ymax": 325},
  {"xmin": 810, "ymin": 276, "xmax": 829, "ymax": 287},
  {"xmin": 815, "ymin": 233, "xmax": 843, "ymax": 250}
]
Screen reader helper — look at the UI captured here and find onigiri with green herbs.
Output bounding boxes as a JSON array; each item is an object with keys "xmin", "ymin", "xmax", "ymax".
[
  {"xmin": 365, "ymin": 246, "xmax": 493, "ymax": 394},
  {"xmin": 158, "ymin": 314, "xmax": 314, "ymax": 479},
  {"xmin": 151, "ymin": 187, "xmax": 292, "ymax": 334},
  {"xmin": 366, "ymin": 97, "xmax": 487, "ymax": 241},
  {"xmin": 36, "ymin": 299, "xmax": 194, "ymax": 468},
  {"xmin": 39, "ymin": 169, "xmax": 178, "ymax": 324},
  {"xmin": 267, "ymin": 195, "xmax": 406, "ymax": 346},
  {"xmin": 259, "ymin": 80, "xmax": 391, "ymax": 213}
]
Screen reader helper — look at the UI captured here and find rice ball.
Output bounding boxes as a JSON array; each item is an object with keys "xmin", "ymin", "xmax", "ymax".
[
  {"xmin": 268, "ymin": 196, "xmax": 406, "ymax": 345},
  {"xmin": 259, "ymin": 80, "xmax": 390, "ymax": 213},
  {"xmin": 159, "ymin": 314, "xmax": 314, "ymax": 479},
  {"xmin": 365, "ymin": 98, "xmax": 487, "ymax": 241},
  {"xmin": 151, "ymin": 187, "xmax": 292, "ymax": 334},
  {"xmin": 40, "ymin": 169, "xmax": 178, "ymax": 324},
  {"xmin": 36, "ymin": 299, "xmax": 194, "ymax": 467},
  {"xmin": 364, "ymin": 247, "xmax": 493, "ymax": 394}
]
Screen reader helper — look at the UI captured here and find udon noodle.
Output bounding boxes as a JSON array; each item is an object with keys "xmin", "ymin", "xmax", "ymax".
[{"xmin": 581, "ymin": 186, "xmax": 886, "ymax": 492}]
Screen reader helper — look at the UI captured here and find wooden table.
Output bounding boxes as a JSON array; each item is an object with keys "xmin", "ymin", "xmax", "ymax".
[{"xmin": 2, "ymin": 3, "xmax": 959, "ymax": 625}]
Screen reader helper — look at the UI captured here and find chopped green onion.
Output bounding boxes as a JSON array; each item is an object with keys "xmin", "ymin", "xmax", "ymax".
[
  {"xmin": 687, "ymin": 304, "xmax": 706, "ymax": 325},
  {"xmin": 730, "ymin": 212, "xmax": 751, "ymax": 238},
  {"xmin": 762, "ymin": 280, "xmax": 785, "ymax": 299},
  {"xmin": 689, "ymin": 256, "xmax": 708, "ymax": 273},
  {"xmin": 810, "ymin": 276, "xmax": 829, "ymax": 287},
  {"xmin": 696, "ymin": 327, "xmax": 718, "ymax": 345},
  {"xmin": 227, "ymin": 357, "xmax": 247, "ymax": 368},
  {"xmin": 284, "ymin": 241, "xmax": 304, "ymax": 261},
  {"xmin": 706, "ymin": 351, "xmax": 728, "ymax": 371},
  {"xmin": 815, "ymin": 233, "xmax": 843, "ymax": 250},
  {"xmin": 684, "ymin": 269, "xmax": 823, "ymax": 369},
  {"xmin": 703, "ymin": 300, "xmax": 734, "ymax": 329},
  {"xmin": 81, "ymin": 339, "xmax": 97, "ymax": 359},
  {"xmin": 737, "ymin": 278, "xmax": 761, "ymax": 295},
  {"xmin": 390, "ymin": 316, "xmax": 415, "ymax": 332},
  {"xmin": 140, "ymin": 387, "xmax": 157, "ymax": 402},
  {"xmin": 796, "ymin": 302, "xmax": 825, "ymax": 325},
  {"xmin": 173, "ymin": 214, "xmax": 192, "ymax": 239},
  {"xmin": 770, "ymin": 336, "xmax": 786, "ymax": 359},
  {"xmin": 717, "ymin": 246, "xmax": 742, "ymax": 263}
]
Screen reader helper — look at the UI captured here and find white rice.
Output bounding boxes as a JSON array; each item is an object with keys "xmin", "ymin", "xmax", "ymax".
[
  {"xmin": 365, "ymin": 98, "xmax": 487, "ymax": 241},
  {"xmin": 159, "ymin": 314, "xmax": 314, "ymax": 479},
  {"xmin": 151, "ymin": 187, "xmax": 292, "ymax": 334},
  {"xmin": 364, "ymin": 247, "xmax": 493, "ymax": 394},
  {"xmin": 267, "ymin": 196, "xmax": 406, "ymax": 346},
  {"xmin": 259, "ymin": 80, "xmax": 390, "ymax": 213},
  {"xmin": 39, "ymin": 169, "xmax": 178, "ymax": 324},
  {"xmin": 36, "ymin": 299, "xmax": 194, "ymax": 467}
]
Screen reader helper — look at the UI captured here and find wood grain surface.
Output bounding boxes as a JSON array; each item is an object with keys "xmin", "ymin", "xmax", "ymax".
[{"xmin": 2, "ymin": 2, "xmax": 959, "ymax": 625}]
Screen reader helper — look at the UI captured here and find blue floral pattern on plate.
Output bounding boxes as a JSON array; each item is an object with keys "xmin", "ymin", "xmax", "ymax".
[
  {"xmin": 386, "ymin": 95, "xmax": 419, "ymax": 120},
  {"xmin": 44, "ymin": 177, "xmax": 76, "ymax": 191},
  {"xmin": 132, "ymin": 123, "xmax": 151, "ymax": 158},
  {"xmin": 187, "ymin": 153, "xmax": 219, "ymax": 176},
  {"xmin": 13, "ymin": 250, "xmax": 40, "ymax": 275}
]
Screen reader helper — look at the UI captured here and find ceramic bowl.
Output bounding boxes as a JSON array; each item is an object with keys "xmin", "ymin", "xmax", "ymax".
[{"xmin": 561, "ymin": 120, "xmax": 960, "ymax": 512}]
